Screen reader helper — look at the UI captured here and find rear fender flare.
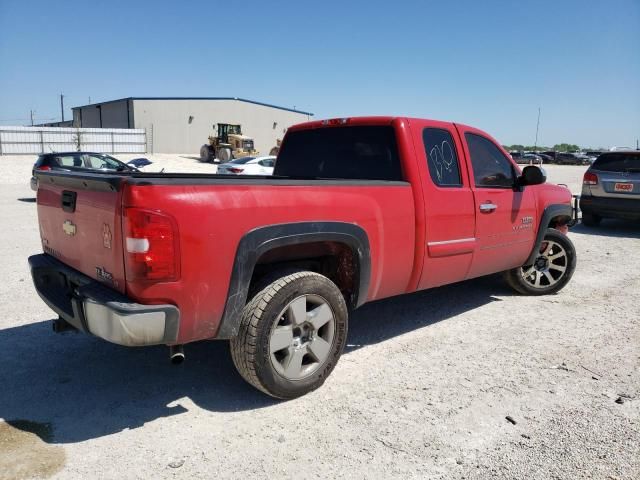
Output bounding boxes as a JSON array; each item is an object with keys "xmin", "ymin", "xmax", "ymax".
[{"xmin": 216, "ymin": 222, "xmax": 371, "ymax": 339}]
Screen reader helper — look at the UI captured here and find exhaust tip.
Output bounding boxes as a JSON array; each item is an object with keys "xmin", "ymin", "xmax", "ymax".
[
  {"xmin": 169, "ymin": 345, "xmax": 184, "ymax": 365},
  {"xmin": 52, "ymin": 318, "xmax": 77, "ymax": 334}
]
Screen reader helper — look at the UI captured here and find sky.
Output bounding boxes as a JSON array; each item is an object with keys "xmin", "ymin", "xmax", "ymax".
[{"xmin": 0, "ymin": 0, "xmax": 638, "ymax": 148}]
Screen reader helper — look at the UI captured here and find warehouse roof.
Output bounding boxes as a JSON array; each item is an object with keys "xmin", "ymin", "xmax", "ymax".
[{"xmin": 71, "ymin": 97, "xmax": 313, "ymax": 116}]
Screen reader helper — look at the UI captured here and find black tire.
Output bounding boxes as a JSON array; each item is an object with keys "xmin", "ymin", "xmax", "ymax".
[
  {"xmin": 199, "ymin": 145, "xmax": 213, "ymax": 163},
  {"xmin": 505, "ymin": 228, "xmax": 577, "ymax": 296},
  {"xmin": 581, "ymin": 212, "xmax": 601, "ymax": 227},
  {"xmin": 230, "ymin": 271, "xmax": 348, "ymax": 399}
]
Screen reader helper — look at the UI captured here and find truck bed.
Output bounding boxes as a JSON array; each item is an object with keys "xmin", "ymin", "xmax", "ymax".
[{"xmin": 35, "ymin": 170, "xmax": 416, "ymax": 343}]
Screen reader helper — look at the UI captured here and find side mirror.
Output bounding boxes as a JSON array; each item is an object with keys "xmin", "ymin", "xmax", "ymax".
[{"xmin": 517, "ymin": 165, "xmax": 546, "ymax": 187}]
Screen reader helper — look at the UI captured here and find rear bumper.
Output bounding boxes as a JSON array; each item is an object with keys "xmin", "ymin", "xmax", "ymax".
[
  {"xmin": 29, "ymin": 254, "xmax": 180, "ymax": 346},
  {"xmin": 580, "ymin": 195, "xmax": 640, "ymax": 220}
]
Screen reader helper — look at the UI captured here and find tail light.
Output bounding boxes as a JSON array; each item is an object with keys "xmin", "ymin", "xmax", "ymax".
[
  {"xmin": 123, "ymin": 208, "xmax": 180, "ymax": 282},
  {"xmin": 322, "ymin": 118, "xmax": 350, "ymax": 126},
  {"xmin": 228, "ymin": 167, "xmax": 244, "ymax": 174},
  {"xmin": 583, "ymin": 172, "xmax": 598, "ymax": 185},
  {"xmin": 36, "ymin": 165, "xmax": 52, "ymax": 171}
]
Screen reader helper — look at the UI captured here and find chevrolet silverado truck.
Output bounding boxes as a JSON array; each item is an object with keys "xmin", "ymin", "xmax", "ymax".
[{"xmin": 29, "ymin": 117, "xmax": 577, "ymax": 399}]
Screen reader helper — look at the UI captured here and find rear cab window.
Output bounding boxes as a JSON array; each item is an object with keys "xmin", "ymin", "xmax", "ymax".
[{"xmin": 275, "ymin": 126, "xmax": 403, "ymax": 180}]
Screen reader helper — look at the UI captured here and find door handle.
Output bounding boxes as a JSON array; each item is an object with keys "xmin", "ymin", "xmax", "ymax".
[
  {"xmin": 479, "ymin": 202, "xmax": 497, "ymax": 213},
  {"xmin": 61, "ymin": 190, "xmax": 77, "ymax": 213}
]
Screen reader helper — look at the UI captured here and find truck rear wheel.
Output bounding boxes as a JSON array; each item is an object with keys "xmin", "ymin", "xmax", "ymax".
[
  {"xmin": 230, "ymin": 271, "xmax": 348, "ymax": 399},
  {"xmin": 505, "ymin": 228, "xmax": 576, "ymax": 295}
]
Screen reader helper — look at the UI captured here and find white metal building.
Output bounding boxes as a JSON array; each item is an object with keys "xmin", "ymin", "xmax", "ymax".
[{"xmin": 71, "ymin": 97, "xmax": 313, "ymax": 154}]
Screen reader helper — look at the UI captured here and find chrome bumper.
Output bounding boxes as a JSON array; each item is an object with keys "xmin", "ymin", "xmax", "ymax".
[{"xmin": 29, "ymin": 254, "xmax": 180, "ymax": 347}]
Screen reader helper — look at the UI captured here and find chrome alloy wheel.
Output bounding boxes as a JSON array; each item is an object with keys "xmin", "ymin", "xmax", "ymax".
[
  {"xmin": 520, "ymin": 240, "xmax": 568, "ymax": 289},
  {"xmin": 269, "ymin": 294, "xmax": 336, "ymax": 380}
]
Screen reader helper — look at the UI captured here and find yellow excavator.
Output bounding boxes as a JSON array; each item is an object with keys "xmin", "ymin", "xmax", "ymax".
[{"xmin": 200, "ymin": 123, "xmax": 259, "ymax": 163}]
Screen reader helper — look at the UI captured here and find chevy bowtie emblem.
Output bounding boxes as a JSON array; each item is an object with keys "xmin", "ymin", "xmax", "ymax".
[{"xmin": 63, "ymin": 220, "xmax": 76, "ymax": 236}]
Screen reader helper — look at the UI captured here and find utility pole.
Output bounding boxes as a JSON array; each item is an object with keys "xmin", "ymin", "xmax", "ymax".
[
  {"xmin": 533, "ymin": 107, "xmax": 541, "ymax": 152},
  {"xmin": 60, "ymin": 94, "xmax": 65, "ymax": 122},
  {"xmin": 30, "ymin": 110, "xmax": 34, "ymax": 126}
]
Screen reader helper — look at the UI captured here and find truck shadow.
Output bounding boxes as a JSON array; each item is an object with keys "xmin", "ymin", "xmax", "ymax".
[
  {"xmin": 0, "ymin": 275, "xmax": 508, "ymax": 444},
  {"xmin": 572, "ymin": 220, "xmax": 640, "ymax": 239}
]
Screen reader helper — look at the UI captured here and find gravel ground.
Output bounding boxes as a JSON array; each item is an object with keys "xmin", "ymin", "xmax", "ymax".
[{"xmin": 0, "ymin": 155, "xmax": 638, "ymax": 480}]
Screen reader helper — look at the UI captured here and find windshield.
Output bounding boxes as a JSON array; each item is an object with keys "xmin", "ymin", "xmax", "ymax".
[
  {"xmin": 593, "ymin": 153, "xmax": 640, "ymax": 172},
  {"xmin": 95, "ymin": 155, "xmax": 131, "ymax": 169},
  {"xmin": 83, "ymin": 154, "xmax": 134, "ymax": 171}
]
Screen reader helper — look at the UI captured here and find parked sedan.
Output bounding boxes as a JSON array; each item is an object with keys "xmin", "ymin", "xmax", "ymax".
[
  {"xmin": 515, "ymin": 154, "xmax": 543, "ymax": 165},
  {"xmin": 535, "ymin": 153, "xmax": 554, "ymax": 164},
  {"xmin": 216, "ymin": 156, "xmax": 276, "ymax": 175},
  {"xmin": 575, "ymin": 154, "xmax": 592, "ymax": 165},
  {"xmin": 580, "ymin": 151, "xmax": 640, "ymax": 225},
  {"xmin": 30, "ymin": 152, "xmax": 139, "ymax": 191},
  {"xmin": 555, "ymin": 153, "xmax": 582, "ymax": 165}
]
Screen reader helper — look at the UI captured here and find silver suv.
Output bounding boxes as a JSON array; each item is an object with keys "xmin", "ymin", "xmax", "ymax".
[{"xmin": 580, "ymin": 151, "xmax": 640, "ymax": 226}]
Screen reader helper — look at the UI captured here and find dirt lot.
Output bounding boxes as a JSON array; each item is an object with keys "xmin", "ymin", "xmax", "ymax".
[{"xmin": 1, "ymin": 155, "xmax": 638, "ymax": 480}]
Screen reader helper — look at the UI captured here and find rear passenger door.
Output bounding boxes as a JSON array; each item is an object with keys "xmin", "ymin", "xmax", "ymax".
[
  {"xmin": 411, "ymin": 120, "xmax": 476, "ymax": 289},
  {"xmin": 456, "ymin": 125, "xmax": 537, "ymax": 279}
]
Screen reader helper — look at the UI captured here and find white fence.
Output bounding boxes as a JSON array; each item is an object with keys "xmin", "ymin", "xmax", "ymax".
[{"xmin": 0, "ymin": 126, "xmax": 147, "ymax": 155}]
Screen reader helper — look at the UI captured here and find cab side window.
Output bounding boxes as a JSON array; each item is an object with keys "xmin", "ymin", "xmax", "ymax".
[
  {"xmin": 465, "ymin": 133, "xmax": 515, "ymax": 188},
  {"xmin": 423, "ymin": 128, "xmax": 462, "ymax": 187},
  {"xmin": 55, "ymin": 155, "xmax": 83, "ymax": 168},
  {"xmin": 87, "ymin": 155, "xmax": 107, "ymax": 169},
  {"xmin": 259, "ymin": 158, "xmax": 275, "ymax": 167}
]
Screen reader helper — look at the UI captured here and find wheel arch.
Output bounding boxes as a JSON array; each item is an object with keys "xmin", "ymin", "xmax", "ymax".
[
  {"xmin": 526, "ymin": 204, "xmax": 573, "ymax": 265},
  {"xmin": 215, "ymin": 222, "xmax": 371, "ymax": 339}
]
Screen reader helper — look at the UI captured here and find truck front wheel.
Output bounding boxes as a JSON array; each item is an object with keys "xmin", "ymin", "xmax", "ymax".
[
  {"xmin": 505, "ymin": 228, "xmax": 577, "ymax": 295},
  {"xmin": 230, "ymin": 271, "xmax": 348, "ymax": 399},
  {"xmin": 218, "ymin": 147, "xmax": 232, "ymax": 163}
]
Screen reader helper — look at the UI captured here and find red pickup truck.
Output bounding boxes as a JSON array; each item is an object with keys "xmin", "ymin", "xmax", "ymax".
[{"xmin": 29, "ymin": 116, "xmax": 577, "ymax": 398}]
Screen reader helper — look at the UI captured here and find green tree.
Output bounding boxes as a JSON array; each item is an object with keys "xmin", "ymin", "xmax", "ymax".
[
  {"xmin": 553, "ymin": 143, "xmax": 580, "ymax": 152},
  {"xmin": 506, "ymin": 144, "xmax": 525, "ymax": 151}
]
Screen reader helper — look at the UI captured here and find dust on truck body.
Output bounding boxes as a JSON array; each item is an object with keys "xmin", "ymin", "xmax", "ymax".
[{"xmin": 30, "ymin": 116, "xmax": 577, "ymax": 399}]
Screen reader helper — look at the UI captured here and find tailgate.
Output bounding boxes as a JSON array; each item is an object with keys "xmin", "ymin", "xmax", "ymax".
[
  {"xmin": 36, "ymin": 172, "xmax": 126, "ymax": 294},
  {"xmin": 599, "ymin": 171, "xmax": 640, "ymax": 197}
]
